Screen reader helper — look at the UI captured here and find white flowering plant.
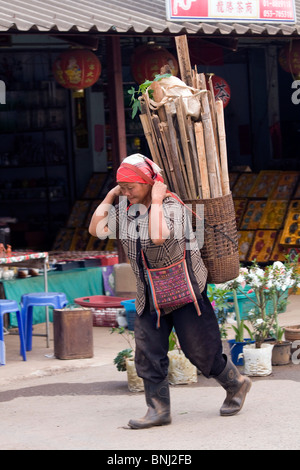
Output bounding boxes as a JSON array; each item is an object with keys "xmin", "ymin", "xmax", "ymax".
[
  {"xmin": 223, "ymin": 256, "xmax": 300, "ymax": 348},
  {"xmin": 246, "ymin": 308, "xmax": 274, "ymax": 347}
]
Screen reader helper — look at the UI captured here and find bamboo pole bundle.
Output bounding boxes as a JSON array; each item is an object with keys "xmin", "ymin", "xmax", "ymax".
[
  {"xmin": 174, "ymin": 97, "xmax": 197, "ymax": 199},
  {"xmin": 215, "ymin": 99, "xmax": 230, "ymax": 195},
  {"xmin": 139, "ymin": 113, "xmax": 162, "ymax": 169},
  {"xmin": 164, "ymin": 102, "xmax": 188, "ymax": 199},
  {"xmin": 175, "ymin": 35, "xmax": 193, "ymax": 87},
  {"xmin": 197, "ymin": 76, "xmax": 222, "ymax": 198},
  {"xmin": 151, "ymin": 115, "xmax": 172, "ymax": 188},
  {"xmin": 159, "ymin": 121, "xmax": 181, "ymax": 195},
  {"xmin": 176, "ymin": 139, "xmax": 192, "ymax": 199},
  {"xmin": 136, "ymin": 36, "xmax": 239, "ymax": 286},
  {"xmin": 194, "ymin": 122, "xmax": 210, "ymax": 199},
  {"xmin": 185, "ymin": 115, "xmax": 202, "ymax": 198},
  {"xmin": 136, "ymin": 35, "xmax": 230, "ymax": 203}
]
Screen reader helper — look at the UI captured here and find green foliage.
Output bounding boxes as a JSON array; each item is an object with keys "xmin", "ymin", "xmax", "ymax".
[
  {"xmin": 128, "ymin": 73, "xmax": 171, "ymax": 118},
  {"xmin": 231, "ymin": 319, "xmax": 254, "ymax": 343},
  {"xmin": 207, "ymin": 284, "xmax": 230, "ymax": 339},
  {"xmin": 168, "ymin": 330, "xmax": 181, "ymax": 351},
  {"xmin": 111, "ymin": 327, "xmax": 135, "ymax": 372},
  {"xmin": 113, "ymin": 348, "xmax": 133, "ymax": 372}
]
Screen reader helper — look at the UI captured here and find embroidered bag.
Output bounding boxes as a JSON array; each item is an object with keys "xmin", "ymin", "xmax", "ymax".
[{"xmin": 141, "ymin": 249, "xmax": 201, "ymax": 328}]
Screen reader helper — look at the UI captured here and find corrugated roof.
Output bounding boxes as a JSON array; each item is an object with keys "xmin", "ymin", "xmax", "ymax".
[{"xmin": 0, "ymin": 0, "xmax": 299, "ymax": 36}]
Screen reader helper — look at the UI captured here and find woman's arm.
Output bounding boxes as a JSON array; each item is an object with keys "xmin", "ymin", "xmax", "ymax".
[
  {"xmin": 88, "ymin": 185, "xmax": 121, "ymax": 238},
  {"xmin": 149, "ymin": 181, "xmax": 170, "ymax": 245}
]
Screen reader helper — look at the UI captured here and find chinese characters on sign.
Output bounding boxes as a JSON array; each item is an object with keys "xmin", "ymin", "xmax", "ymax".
[{"xmin": 166, "ymin": 0, "xmax": 296, "ymax": 22}]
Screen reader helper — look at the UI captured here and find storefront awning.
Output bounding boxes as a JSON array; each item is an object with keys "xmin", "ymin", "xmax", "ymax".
[{"xmin": 0, "ymin": 0, "xmax": 299, "ymax": 37}]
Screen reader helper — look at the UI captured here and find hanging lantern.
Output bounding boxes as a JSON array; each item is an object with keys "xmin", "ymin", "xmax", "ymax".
[
  {"xmin": 53, "ymin": 49, "xmax": 101, "ymax": 90},
  {"xmin": 206, "ymin": 74, "xmax": 231, "ymax": 108},
  {"xmin": 278, "ymin": 42, "xmax": 300, "ymax": 78},
  {"xmin": 131, "ymin": 43, "xmax": 178, "ymax": 84}
]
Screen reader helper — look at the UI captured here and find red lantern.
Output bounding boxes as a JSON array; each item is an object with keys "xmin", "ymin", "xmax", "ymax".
[
  {"xmin": 53, "ymin": 49, "xmax": 101, "ymax": 90},
  {"xmin": 131, "ymin": 43, "xmax": 178, "ymax": 84},
  {"xmin": 207, "ymin": 75, "xmax": 231, "ymax": 108},
  {"xmin": 279, "ymin": 42, "xmax": 300, "ymax": 78}
]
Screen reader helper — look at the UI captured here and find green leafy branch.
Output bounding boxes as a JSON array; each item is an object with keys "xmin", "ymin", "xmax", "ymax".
[{"xmin": 128, "ymin": 73, "xmax": 171, "ymax": 118}]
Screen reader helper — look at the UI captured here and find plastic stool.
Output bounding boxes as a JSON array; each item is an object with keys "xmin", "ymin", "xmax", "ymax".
[
  {"xmin": 21, "ymin": 292, "xmax": 68, "ymax": 350},
  {"xmin": 0, "ymin": 299, "xmax": 26, "ymax": 365}
]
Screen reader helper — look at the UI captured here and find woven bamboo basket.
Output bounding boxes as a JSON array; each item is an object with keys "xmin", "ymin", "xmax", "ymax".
[{"xmin": 184, "ymin": 192, "xmax": 239, "ymax": 284}]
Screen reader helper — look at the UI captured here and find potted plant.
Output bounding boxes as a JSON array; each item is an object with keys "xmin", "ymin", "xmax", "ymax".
[
  {"xmin": 223, "ymin": 256, "xmax": 300, "ymax": 374},
  {"xmin": 207, "ymin": 284, "xmax": 230, "ymax": 340},
  {"xmin": 111, "ymin": 327, "xmax": 197, "ymax": 389},
  {"xmin": 213, "ymin": 272, "xmax": 255, "ymax": 365},
  {"xmin": 223, "ymin": 263, "xmax": 275, "ymax": 375},
  {"xmin": 111, "ymin": 327, "xmax": 144, "ymax": 392},
  {"xmin": 264, "ymin": 258, "xmax": 300, "ymax": 365},
  {"xmin": 167, "ymin": 330, "xmax": 197, "ymax": 385},
  {"xmin": 228, "ymin": 287, "xmax": 256, "ymax": 366}
]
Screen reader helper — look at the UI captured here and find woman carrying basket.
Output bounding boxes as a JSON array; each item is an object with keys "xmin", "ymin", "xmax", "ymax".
[{"xmin": 89, "ymin": 153, "xmax": 251, "ymax": 429}]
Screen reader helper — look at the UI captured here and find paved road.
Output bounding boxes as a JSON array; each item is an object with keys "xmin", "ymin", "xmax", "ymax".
[{"xmin": 1, "ymin": 359, "xmax": 300, "ymax": 451}]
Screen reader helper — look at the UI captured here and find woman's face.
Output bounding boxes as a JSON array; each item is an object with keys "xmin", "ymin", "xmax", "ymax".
[{"xmin": 118, "ymin": 182, "xmax": 152, "ymax": 206}]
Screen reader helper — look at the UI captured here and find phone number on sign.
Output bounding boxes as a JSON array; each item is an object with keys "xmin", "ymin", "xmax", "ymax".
[{"xmin": 263, "ymin": 9, "xmax": 292, "ymax": 17}]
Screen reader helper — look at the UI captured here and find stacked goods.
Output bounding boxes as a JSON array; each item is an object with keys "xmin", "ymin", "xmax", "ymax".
[{"xmin": 138, "ymin": 35, "xmax": 239, "ymax": 283}]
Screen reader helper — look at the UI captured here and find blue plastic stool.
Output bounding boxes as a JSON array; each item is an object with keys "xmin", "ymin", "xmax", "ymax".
[
  {"xmin": 21, "ymin": 292, "xmax": 68, "ymax": 351},
  {"xmin": 0, "ymin": 299, "xmax": 26, "ymax": 365}
]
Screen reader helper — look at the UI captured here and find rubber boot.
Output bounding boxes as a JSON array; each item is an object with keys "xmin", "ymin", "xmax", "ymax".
[
  {"xmin": 128, "ymin": 377, "xmax": 171, "ymax": 429},
  {"xmin": 215, "ymin": 355, "xmax": 252, "ymax": 416}
]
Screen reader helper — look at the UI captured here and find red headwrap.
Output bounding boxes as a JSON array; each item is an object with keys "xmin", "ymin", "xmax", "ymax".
[{"xmin": 116, "ymin": 155, "xmax": 164, "ymax": 184}]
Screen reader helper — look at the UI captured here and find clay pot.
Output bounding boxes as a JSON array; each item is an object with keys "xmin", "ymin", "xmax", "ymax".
[
  {"xmin": 271, "ymin": 341, "xmax": 291, "ymax": 366},
  {"xmin": 284, "ymin": 325, "xmax": 300, "ymax": 342}
]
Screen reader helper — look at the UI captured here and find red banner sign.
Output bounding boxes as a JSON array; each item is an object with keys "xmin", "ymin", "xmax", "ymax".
[{"xmin": 166, "ymin": 0, "xmax": 296, "ymax": 23}]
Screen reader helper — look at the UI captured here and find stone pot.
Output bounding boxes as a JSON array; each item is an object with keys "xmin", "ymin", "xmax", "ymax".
[
  {"xmin": 239, "ymin": 343, "xmax": 274, "ymax": 376},
  {"xmin": 126, "ymin": 359, "xmax": 144, "ymax": 392},
  {"xmin": 167, "ymin": 350, "xmax": 197, "ymax": 385},
  {"xmin": 271, "ymin": 341, "xmax": 291, "ymax": 366}
]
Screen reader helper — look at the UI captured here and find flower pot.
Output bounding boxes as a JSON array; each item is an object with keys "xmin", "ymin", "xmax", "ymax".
[
  {"xmin": 239, "ymin": 343, "xmax": 274, "ymax": 376},
  {"xmin": 284, "ymin": 325, "xmax": 300, "ymax": 342},
  {"xmin": 227, "ymin": 338, "xmax": 255, "ymax": 366},
  {"xmin": 125, "ymin": 359, "xmax": 144, "ymax": 392},
  {"xmin": 167, "ymin": 350, "xmax": 197, "ymax": 385},
  {"xmin": 271, "ymin": 341, "xmax": 291, "ymax": 366}
]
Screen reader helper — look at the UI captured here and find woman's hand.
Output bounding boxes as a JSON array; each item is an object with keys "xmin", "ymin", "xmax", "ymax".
[
  {"xmin": 88, "ymin": 185, "xmax": 121, "ymax": 238},
  {"xmin": 109, "ymin": 185, "xmax": 122, "ymax": 198},
  {"xmin": 149, "ymin": 181, "xmax": 170, "ymax": 244},
  {"xmin": 151, "ymin": 181, "xmax": 168, "ymax": 204}
]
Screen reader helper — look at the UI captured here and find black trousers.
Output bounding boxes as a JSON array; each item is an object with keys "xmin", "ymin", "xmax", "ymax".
[{"xmin": 134, "ymin": 289, "xmax": 226, "ymax": 383}]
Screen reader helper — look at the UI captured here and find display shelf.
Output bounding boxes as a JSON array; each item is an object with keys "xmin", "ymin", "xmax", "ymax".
[
  {"xmin": 239, "ymin": 200, "xmax": 267, "ymax": 230},
  {"xmin": 0, "ymin": 50, "xmax": 74, "ymax": 250},
  {"xmin": 232, "ymin": 172, "xmax": 258, "ymax": 198},
  {"xmin": 247, "ymin": 170, "xmax": 281, "ymax": 198},
  {"xmin": 52, "ymin": 172, "xmax": 116, "ymax": 252},
  {"xmin": 247, "ymin": 230, "xmax": 277, "ymax": 262},
  {"xmin": 232, "ymin": 170, "xmax": 300, "ymax": 263},
  {"xmin": 280, "ymin": 200, "xmax": 300, "ymax": 246}
]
